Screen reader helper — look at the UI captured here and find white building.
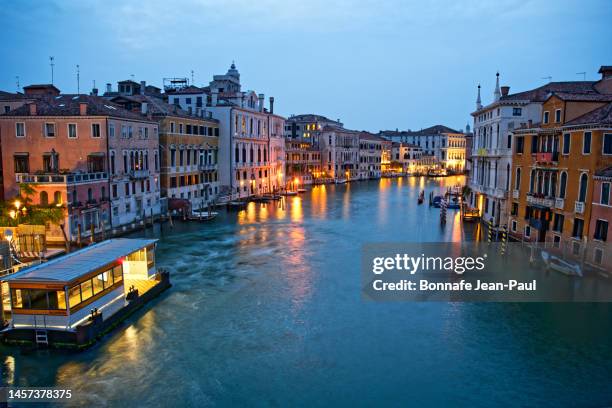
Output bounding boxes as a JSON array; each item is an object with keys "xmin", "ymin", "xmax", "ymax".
[{"xmin": 167, "ymin": 63, "xmax": 286, "ymax": 198}]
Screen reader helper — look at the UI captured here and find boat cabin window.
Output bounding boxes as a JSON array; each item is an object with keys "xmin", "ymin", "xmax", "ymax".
[
  {"xmin": 67, "ymin": 265, "xmax": 124, "ymax": 310},
  {"xmin": 11, "ymin": 288, "xmax": 66, "ymax": 310}
]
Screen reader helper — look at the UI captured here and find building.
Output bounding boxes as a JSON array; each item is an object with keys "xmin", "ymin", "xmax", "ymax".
[
  {"xmin": 469, "ymin": 70, "xmax": 611, "ymax": 226},
  {"xmin": 379, "ymin": 125, "xmax": 466, "ymax": 171},
  {"xmin": 507, "ymin": 82, "xmax": 612, "ymax": 260},
  {"xmin": 381, "ymin": 138, "xmax": 393, "ymax": 175},
  {"xmin": 320, "ymin": 125, "xmax": 360, "ymax": 181},
  {"xmin": 169, "ymin": 63, "xmax": 286, "ymax": 198},
  {"xmin": 283, "ymin": 114, "xmax": 341, "ymax": 184},
  {"xmin": 589, "ymin": 166, "xmax": 611, "ymax": 272},
  {"xmin": 358, "ymin": 132, "xmax": 385, "ymax": 179},
  {"xmin": 0, "ymin": 86, "xmax": 160, "ymax": 243},
  {"xmin": 109, "ymin": 84, "xmax": 220, "ymax": 210},
  {"xmin": 391, "ymin": 142, "xmax": 425, "ymax": 174}
]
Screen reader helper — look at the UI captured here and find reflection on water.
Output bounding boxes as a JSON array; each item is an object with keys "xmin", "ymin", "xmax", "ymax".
[{"xmin": 1, "ymin": 176, "xmax": 611, "ymax": 407}]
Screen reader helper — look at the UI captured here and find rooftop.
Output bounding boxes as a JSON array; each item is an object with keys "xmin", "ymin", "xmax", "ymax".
[
  {"xmin": 6, "ymin": 238, "xmax": 157, "ymax": 284},
  {"xmin": 0, "ymin": 94, "xmax": 155, "ymax": 122},
  {"xmin": 111, "ymin": 94, "xmax": 219, "ymax": 123},
  {"xmin": 564, "ymin": 101, "xmax": 612, "ymax": 127}
]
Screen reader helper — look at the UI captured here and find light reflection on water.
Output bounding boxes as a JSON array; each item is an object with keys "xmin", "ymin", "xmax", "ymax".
[{"xmin": 1, "ymin": 176, "xmax": 611, "ymax": 407}]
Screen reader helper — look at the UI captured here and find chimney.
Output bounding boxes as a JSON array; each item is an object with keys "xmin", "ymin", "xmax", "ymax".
[
  {"xmin": 258, "ymin": 93, "xmax": 264, "ymax": 112},
  {"xmin": 528, "ymin": 119, "xmax": 533, "ymax": 127},
  {"xmin": 140, "ymin": 81, "xmax": 146, "ymax": 95},
  {"xmin": 599, "ymin": 66, "xmax": 612, "ymax": 80},
  {"xmin": 106, "ymin": 83, "xmax": 112, "ymax": 93},
  {"xmin": 28, "ymin": 103, "xmax": 37, "ymax": 116},
  {"xmin": 501, "ymin": 86, "xmax": 510, "ymax": 97},
  {"xmin": 91, "ymin": 87, "xmax": 99, "ymax": 96},
  {"xmin": 141, "ymin": 102, "xmax": 148, "ymax": 115},
  {"xmin": 211, "ymin": 89, "xmax": 218, "ymax": 106},
  {"xmin": 79, "ymin": 102, "xmax": 88, "ymax": 116},
  {"xmin": 269, "ymin": 96, "xmax": 274, "ymax": 114}
]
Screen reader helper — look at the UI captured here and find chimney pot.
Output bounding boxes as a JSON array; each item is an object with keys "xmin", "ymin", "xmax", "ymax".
[
  {"xmin": 269, "ymin": 96, "xmax": 274, "ymax": 114},
  {"xmin": 79, "ymin": 102, "xmax": 88, "ymax": 116},
  {"xmin": 29, "ymin": 103, "xmax": 37, "ymax": 116},
  {"xmin": 501, "ymin": 86, "xmax": 510, "ymax": 97},
  {"xmin": 106, "ymin": 83, "xmax": 112, "ymax": 93}
]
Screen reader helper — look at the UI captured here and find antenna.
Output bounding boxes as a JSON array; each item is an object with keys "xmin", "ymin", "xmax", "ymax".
[
  {"xmin": 76, "ymin": 64, "xmax": 80, "ymax": 94},
  {"xmin": 576, "ymin": 72, "xmax": 586, "ymax": 81},
  {"xmin": 49, "ymin": 56, "xmax": 55, "ymax": 84},
  {"xmin": 15, "ymin": 76, "xmax": 20, "ymax": 92},
  {"xmin": 191, "ymin": 70, "xmax": 194, "ymax": 85},
  {"xmin": 541, "ymin": 76, "xmax": 552, "ymax": 83},
  {"xmin": 130, "ymin": 74, "xmax": 135, "ymax": 80}
]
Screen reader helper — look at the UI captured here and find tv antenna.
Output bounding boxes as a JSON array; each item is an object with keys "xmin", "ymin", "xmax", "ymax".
[
  {"xmin": 76, "ymin": 64, "xmax": 80, "ymax": 94},
  {"xmin": 15, "ymin": 76, "xmax": 20, "ymax": 92},
  {"xmin": 191, "ymin": 70, "xmax": 194, "ymax": 85},
  {"xmin": 576, "ymin": 72, "xmax": 586, "ymax": 81},
  {"xmin": 541, "ymin": 76, "xmax": 552, "ymax": 83},
  {"xmin": 49, "ymin": 56, "xmax": 55, "ymax": 84}
]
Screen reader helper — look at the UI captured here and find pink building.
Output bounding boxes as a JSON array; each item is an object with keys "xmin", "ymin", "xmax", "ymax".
[
  {"xmin": 0, "ymin": 86, "xmax": 160, "ymax": 244},
  {"xmin": 589, "ymin": 167, "xmax": 611, "ymax": 272}
]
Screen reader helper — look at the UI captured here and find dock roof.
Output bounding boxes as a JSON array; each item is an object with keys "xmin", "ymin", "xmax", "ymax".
[{"xmin": 6, "ymin": 239, "xmax": 157, "ymax": 284}]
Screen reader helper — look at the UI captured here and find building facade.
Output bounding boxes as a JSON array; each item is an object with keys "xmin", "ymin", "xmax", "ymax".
[
  {"xmin": 508, "ymin": 90, "xmax": 612, "ymax": 265},
  {"xmin": 0, "ymin": 89, "xmax": 160, "ymax": 243},
  {"xmin": 320, "ymin": 126, "xmax": 360, "ymax": 181},
  {"xmin": 358, "ymin": 133, "xmax": 384, "ymax": 179}
]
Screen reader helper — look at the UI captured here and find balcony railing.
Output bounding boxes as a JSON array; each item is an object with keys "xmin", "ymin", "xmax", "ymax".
[
  {"xmin": 575, "ymin": 201, "xmax": 585, "ymax": 214},
  {"xmin": 534, "ymin": 152, "xmax": 559, "ymax": 164},
  {"xmin": 526, "ymin": 193, "xmax": 554, "ymax": 208},
  {"xmin": 16, "ymin": 172, "xmax": 108, "ymax": 185},
  {"xmin": 198, "ymin": 163, "xmax": 216, "ymax": 171},
  {"xmin": 129, "ymin": 169, "xmax": 150, "ymax": 179}
]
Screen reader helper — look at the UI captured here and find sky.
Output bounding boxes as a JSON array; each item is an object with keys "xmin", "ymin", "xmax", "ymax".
[{"xmin": 0, "ymin": 0, "xmax": 610, "ymax": 132}]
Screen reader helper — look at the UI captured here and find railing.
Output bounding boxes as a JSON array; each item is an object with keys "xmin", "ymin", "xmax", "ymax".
[
  {"xmin": 534, "ymin": 152, "xmax": 559, "ymax": 164},
  {"xmin": 575, "ymin": 201, "xmax": 585, "ymax": 214},
  {"xmin": 129, "ymin": 169, "xmax": 150, "ymax": 179},
  {"xmin": 16, "ymin": 172, "xmax": 108, "ymax": 185},
  {"xmin": 198, "ymin": 163, "xmax": 216, "ymax": 171},
  {"xmin": 526, "ymin": 193, "xmax": 555, "ymax": 208}
]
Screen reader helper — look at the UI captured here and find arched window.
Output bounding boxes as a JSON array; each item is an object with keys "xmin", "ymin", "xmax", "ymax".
[
  {"xmin": 257, "ymin": 147, "xmax": 261, "ymax": 163},
  {"xmin": 559, "ymin": 171, "xmax": 567, "ymax": 198},
  {"xmin": 72, "ymin": 190, "xmax": 78, "ymax": 205},
  {"xmin": 40, "ymin": 191, "xmax": 48, "ymax": 206},
  {"xmin": 235, "ymin": 146, "xmax": 239, "ymax": 163},
  {"xmin": 515, "ymin": 168, "xmax": 521, "ymax": 190},
  {"xmin": 530, "ymin": 169, "xmax": 536, "ymax": 193},
  {"xmin": 506, "ymin": 164, "xmax": 510, "ymax": 190},
  {"xmin": 578, "ymin": 173, "xmax": 588, "ymax": 202},
  {"xmin": 249, "ymin": 147, "xmax": 254, "ymax": 163},
  {"xmin": 101, "ymin": 186, "xmax": 106, "ymax": 200},
  {"xmin": 242, "ymin": 146, "xmax": 246, "ymax": 163},
  {"xmin": 550, "ymin": 173, "xmax": 557, "ymax": 198},
  {"xmin": 54, "ymin": 191, "xmax": 62, "ymax": 205},
  {"xmin": 87, "ymin": 188, "xmax": 93, "ymax": 202},
  {"xmin": 264, "ymin": 148, "xmax": 267, "ymax": 162}
]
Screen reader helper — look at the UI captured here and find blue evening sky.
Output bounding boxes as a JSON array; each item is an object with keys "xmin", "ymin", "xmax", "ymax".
[{"xmin": 0, "ymin": 0, "xmax": 610, "ymax": 132}]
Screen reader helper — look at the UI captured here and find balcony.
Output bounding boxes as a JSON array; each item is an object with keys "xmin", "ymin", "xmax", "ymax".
[
  {"xmin": 555, "ymin": 198, "xmax": 564, "ymax": 210},
  {"xmin": 16, "ymin": 172, "xmax": 108, "ymax": 185},
  {"xmin": 129, "ymin": 169, "xmax": 150, "ymax": 179},
  {"xmin": 526, "ymin": 193, "xmax": 554, "ymax": 208},
  {"xmin": 534, "ymin": 152, "xmax": 559, "ymax": 164},
  {"xmin": 575, "ymin": 201, "xmax": 585, "ymax": 214},
  {"xmin": 198, "ymin": 163, "xmax": 216, "ymax": 171}
]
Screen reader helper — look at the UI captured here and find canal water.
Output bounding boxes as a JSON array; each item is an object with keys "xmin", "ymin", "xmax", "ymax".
[{"xmin": 2, "ymin": 176, "xmax": 612, "ymax": 407}]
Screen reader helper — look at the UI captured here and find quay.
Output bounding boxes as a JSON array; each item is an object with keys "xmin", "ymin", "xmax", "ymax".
[{"xmin": 0, "ymin": 238, "xmax": 170, "ymax": 349}]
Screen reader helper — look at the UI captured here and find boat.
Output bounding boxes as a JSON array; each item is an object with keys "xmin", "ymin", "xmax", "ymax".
[
  {"xmin": 417, "ymin": 190, "xmax": 424, "ymax": 205},
  {"xmin": 227, "ymin": 201, "xmax": 247, "ymax": 210},
  {"xmin": 281, "ymin": 191, "xmax": 298, "ymax": 196},
  {"xmin": 431, "ymin": 195, "xmax": 443, "ymax": 208},
  {"xmin": 427, "ymin": 168, "xmax": 448, "ymax": 177},
  {"xmin": 189, "ymin": 209, "xmax": 219, "ymax": 221},
  {"xmin": 541, "ymin": 251, "xmax": 583, "ymax": 277},
  {"xmin": 297, "ymin": 188, "xmax": 307, "ymax": 193},
  {"xmin": 335, "ymin": 178, "xmax": 347, "ymax": 184}
]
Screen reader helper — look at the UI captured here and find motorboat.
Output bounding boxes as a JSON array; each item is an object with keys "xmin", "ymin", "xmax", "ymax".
[
  {"xmin": 190, "ymin": 209, "xmax": 219, "ymax": 221},
  {"xmin": 541, "ymin": 251, "xmax": 583, "ymax": 277}
]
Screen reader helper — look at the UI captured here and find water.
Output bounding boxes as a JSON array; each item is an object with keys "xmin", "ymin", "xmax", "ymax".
[{"xmin": 2, "ymin": 176, "xmax": 612, "ymax": 407}]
